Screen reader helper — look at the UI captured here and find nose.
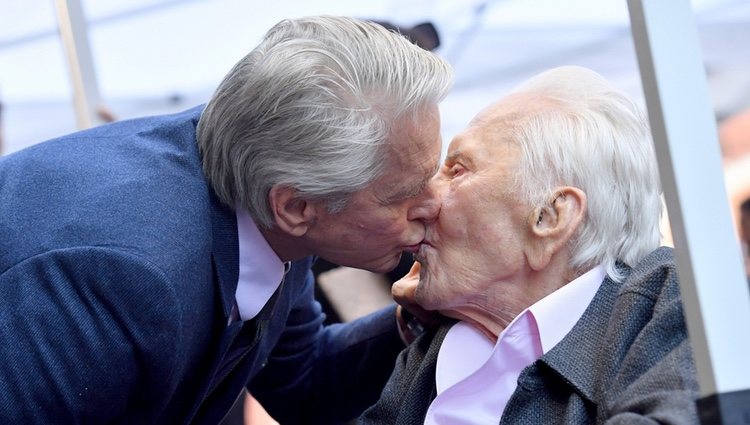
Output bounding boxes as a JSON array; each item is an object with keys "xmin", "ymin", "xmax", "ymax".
[{"xmin": 407, "ymin": 176, "xmax": 444, "ymax": 222}]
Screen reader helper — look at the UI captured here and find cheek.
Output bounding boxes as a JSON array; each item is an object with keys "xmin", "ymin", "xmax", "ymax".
[
  {"xmin": 440, "ymin": 186, "xmax": 494, "ymax": 236},
  {"xmin": 367, "ymin": 215, "xmax": 408, "ymax": 238},
  {"xmin": 465, "ymin": 197, "xmax": 516, "ymax": 249},
  {"xmin": 350, "ymin": 208, "xmax": 405, "ymax": 234},
  {"xmin": 475, "ymin": 222, "xmax": 510, "ymax": 254},
  {"xmin": 438, "ymin": 198, "xmax": 470, "ymax": 238}
]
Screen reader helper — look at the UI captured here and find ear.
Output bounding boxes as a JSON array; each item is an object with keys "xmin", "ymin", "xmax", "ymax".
[
  {"xmin": 525, "ymin": 187, "xmax": 586, "ymax": 271},
  {"xmin": 268, "ymin": 185, "xmax": 318, "ymax": 237}
]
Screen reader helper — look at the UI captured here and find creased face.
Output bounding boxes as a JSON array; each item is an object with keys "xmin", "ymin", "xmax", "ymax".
[
  {"xmin": 414, "ymin": 103, "xmax": 538, "ymax": 319},
  {"xmin": 306, "ymin": 105, "xmax": 443, "ymax": 274}
]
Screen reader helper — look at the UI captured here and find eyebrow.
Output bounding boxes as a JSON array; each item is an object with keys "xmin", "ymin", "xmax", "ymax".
[
  {"xmin": 445, "ymin": 149, "xmax": 464, "ymax": 165},
  {"xmin": 445, "ymin": 145, "xmax": 475, "ymax": 169}
]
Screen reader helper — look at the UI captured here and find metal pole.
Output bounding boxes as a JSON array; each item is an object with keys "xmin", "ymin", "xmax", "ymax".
[
  {"xmin": 53, "ymin": 0, "xmax": 102, "ymax": 129},
  {"xmin": 627, "ymin": 0, "xmax": 750, "ymax": 423}
]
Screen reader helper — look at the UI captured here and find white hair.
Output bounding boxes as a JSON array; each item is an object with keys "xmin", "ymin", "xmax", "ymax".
[
  {"xmin": 197, "ymin": 15, "xmax": 453, "ymax": 228},
  {"xmin": 508, "ymin": 66, "xmax": 662, "ymax": 281}
]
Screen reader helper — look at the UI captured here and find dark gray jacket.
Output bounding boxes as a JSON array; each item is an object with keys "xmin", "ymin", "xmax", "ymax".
[{"xmin": 360, "ymin": 247, "xmax": 699, "ymax": 424}]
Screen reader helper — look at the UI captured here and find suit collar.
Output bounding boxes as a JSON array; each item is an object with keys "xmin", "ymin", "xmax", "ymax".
[
  {"xmin": 536, "ymin": 266, "xmax": 629, "ymax": 403},
  {"xmin": 532, "ymin": 248, "xmax": 675, "ymax": 404},
  {"xmin": 208, "ymin": 188, "xmax": 239, "ymax": 319}
]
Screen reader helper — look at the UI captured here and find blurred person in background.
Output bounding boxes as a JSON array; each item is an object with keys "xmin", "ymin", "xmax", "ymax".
[
  {"xmin": 719, "ymin": 108, "xmax": 750, "ymax": 281},
  {"xmin": 740, "ymin": 197, "xmax": 750, "ymax": 281}
]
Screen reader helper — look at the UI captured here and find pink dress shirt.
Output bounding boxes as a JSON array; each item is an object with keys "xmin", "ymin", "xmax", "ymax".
[
  {"xmin": 234, "ymin": 208, "xmax": 286, "ymax": 322},
  {"xmin": 424, "ymin": 266, "xmax": 605, "ymax": 425}
]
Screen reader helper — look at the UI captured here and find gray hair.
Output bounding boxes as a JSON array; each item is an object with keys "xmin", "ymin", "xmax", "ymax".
[
  {"xmin": 507, "ymin": 66, "xmax": 662, "ymax": 281},
  {"xmin": 197, "ymin": 15, "xmax": 453, "ymax": 228}
]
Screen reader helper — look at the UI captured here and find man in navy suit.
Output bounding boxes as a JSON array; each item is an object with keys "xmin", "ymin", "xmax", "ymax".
[{"xmin": 0, "ymin": 15, "xmax": 453, "ymax": 424}]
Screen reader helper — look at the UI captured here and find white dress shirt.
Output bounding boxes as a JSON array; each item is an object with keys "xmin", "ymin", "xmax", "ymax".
[
  {"xmin": 425, "ymin": 266, "xmax": 606, "ymax": 425},
  {"xmin": 234, "ymin": 208, "xmax": 286, "ymax": 322}
]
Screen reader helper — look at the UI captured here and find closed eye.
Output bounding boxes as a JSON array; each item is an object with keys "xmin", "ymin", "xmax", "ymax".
[{"xmin": 449, "ymin": 163, "xmax": 466, "ymax": 178}]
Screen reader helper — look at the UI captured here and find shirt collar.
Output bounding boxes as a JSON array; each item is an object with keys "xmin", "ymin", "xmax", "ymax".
[
  {"xmin": 527, "ymin": 265, "xmax": 605, "ymax": 353},
  {"xmin": 234, "ymin": 208, "xmax": 286, "ymax": 321}
]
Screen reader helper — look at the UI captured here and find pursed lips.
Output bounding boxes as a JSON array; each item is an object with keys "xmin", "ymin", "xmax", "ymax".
[
  {"xmin": 403, "ymin": 243, "xmax": 422, "ymax": 254},
  {"xmin": 413, "ymin": 239, "xmax": 435, "ymax": 262}
]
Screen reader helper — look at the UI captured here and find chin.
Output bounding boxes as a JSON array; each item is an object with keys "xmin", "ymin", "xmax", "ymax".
[
  {"xmin": 414, "ymin": 283, "xmax": 437, "ymax": 311},
  {"xmin": 368, "ymin": 253, "xmax": 402, "ymax": 274}
]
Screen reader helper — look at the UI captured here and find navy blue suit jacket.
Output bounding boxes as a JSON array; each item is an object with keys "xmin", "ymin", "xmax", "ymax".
[{"xmin": 0, "ymin": 107, "xmax": 403, "ymax": 424}]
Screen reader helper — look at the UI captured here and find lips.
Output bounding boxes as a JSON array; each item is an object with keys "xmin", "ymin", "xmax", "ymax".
[
  {"xmin": 412, "ymin": 242, "xmax": 431, "ymax": 263},
  {"xmin": 403, "ymin": 244, "xmax": 421, "ymax": 254},
  {"xmin": 406, "ymin": 239, "xmax": 431, "ymax": 259}
]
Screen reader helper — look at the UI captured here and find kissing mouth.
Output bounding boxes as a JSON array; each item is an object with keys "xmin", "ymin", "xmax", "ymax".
[
  {"xmin": 412, "ymin": 240, "xmax": 435, "ymax": 262},
  {"xmin": 403, "ymin": 243, "xmax": 422, "ymax": 254},
  {"xmin": 404, "ymin": 236, "xmax": 435, "ymax": 254}
]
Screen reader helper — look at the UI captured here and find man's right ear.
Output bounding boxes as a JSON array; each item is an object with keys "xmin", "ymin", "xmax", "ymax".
[{"xmin": 268, "ymin": 185, "xmax": 317, "ymax": 237}]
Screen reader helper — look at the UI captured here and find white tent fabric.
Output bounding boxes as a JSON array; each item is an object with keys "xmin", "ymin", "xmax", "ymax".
[{"xmin": 1, "ymin": 0, "xmax": 749, "ymax": 155}]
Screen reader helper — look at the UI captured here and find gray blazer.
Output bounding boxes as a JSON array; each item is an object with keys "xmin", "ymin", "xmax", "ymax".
[{"xmin": 359, "ymin": 247, "xmax": 699, "ymax": 424}]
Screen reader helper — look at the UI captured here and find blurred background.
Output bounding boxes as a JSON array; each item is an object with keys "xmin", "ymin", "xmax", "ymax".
[{"xmin": 1, "ymin": 0, "xmax": 749, "ymax": 155}]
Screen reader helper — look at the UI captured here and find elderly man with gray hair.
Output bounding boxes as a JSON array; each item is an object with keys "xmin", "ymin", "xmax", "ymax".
[
  {"xmin": 0, "ymin": 16, "xmax": 452, "ymax": 424},
  {"xmin": 360, "ymin": 66, "xmax": 699, "ymax": 424}
]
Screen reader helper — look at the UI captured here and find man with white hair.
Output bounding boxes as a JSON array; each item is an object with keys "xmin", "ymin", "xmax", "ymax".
[
  {"xmin": 360, "ymin": 66, "xmax": 698, "ymax": 424},
  {"xmin": 0, "ymin": 16, "xmax": 452, "ymax": 424}
]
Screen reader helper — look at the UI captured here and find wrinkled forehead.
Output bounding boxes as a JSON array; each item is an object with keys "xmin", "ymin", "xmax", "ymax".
[
  {"xmin": 473, "ymin": 92, "xmax": 550, "ymax": 127},
  {"xmin": 446, "ymin": 117, "xmax": 522, "ymax": 171},
  {"xmin": 454, "ymin": 92, "xmax": 559, "ymax": 153},
  {"xmin": 447, "ymin": 97, "xmax": 523, "ymax": 150},
  {"xmin": 372, "ymin": 106, "xmax": 442, "ymax": 192},
  {"xmin": 388, "ymin": 105, "xmax": 442, "ymax": 163}
]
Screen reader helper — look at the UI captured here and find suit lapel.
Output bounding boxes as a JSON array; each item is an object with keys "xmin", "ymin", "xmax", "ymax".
[
  {"xmin": 536, "ymin": 269, "xmax": 628, "ymax": 403},
  {"xmin": 187, "ymin": 191, "xmax": 251, "ymax": 424},
  {"xmin": 208, "ymin": 188, "xmax": 239, "ymax": 321}
]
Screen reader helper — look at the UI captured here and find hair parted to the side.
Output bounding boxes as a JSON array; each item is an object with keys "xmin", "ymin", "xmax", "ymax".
[
  {"xmin": 507, "ymin": 66, "xmax": 662, "ymax": 281},
  {"xmin": 197, "ymin": 15, "xmax": 453, "ymax": 228}
]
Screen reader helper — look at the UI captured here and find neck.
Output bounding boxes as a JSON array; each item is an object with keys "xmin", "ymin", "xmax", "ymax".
[
  {"xmin": 442, "ymin": 309, "xmax": 512, "ymax": 343},
  {"xmin": 445, "ymin": 261, "xmax": 575, "ymax": 342},
  {"xmin": 258, "ymin": 226, "xmax": 312, "ymax": 262}
]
